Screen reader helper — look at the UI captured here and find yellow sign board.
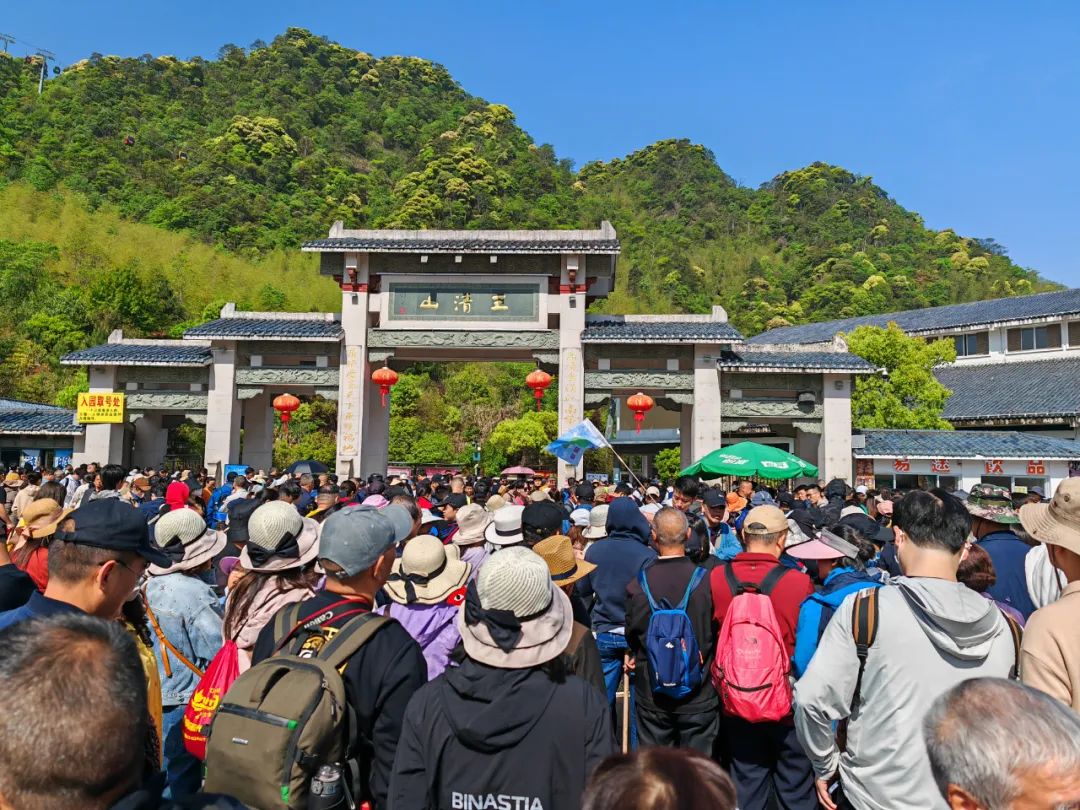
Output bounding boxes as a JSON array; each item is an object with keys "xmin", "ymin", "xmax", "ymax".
[{"xmin": 76, "ymin": 392, "xmax": 125, "ymax": 424}]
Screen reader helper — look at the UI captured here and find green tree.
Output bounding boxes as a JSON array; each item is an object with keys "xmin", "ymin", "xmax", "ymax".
[
  {"xmin": 654, "ymin": 447, "xmax": 683, "ymax": 482},
  {"xmin": 845, "ymin": 323, "xmax": 956, "ymax": 429},
  {"xmin": 486, "ymin": 411, "xmax": 558, "ymax": 467}
]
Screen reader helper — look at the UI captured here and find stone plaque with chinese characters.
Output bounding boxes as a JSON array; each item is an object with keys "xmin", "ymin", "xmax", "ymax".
[{"xmin": 388, "ymin": 282, "xmax": 539, "ymax": 323}]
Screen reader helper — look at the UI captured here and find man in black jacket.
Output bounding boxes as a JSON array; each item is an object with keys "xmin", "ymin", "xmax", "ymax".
[
  {"xmin": 626, "ymin": 506, "xmax": 719, "ymax": 753},
  {"xmin": 390, "ymin": 546, "xmax": 614, "ymax": 810},
  {"xmin": 251, "ymin": 505, "xmax": 425, "ymax": 810}
]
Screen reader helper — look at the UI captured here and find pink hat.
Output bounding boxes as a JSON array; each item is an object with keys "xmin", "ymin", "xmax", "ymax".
[
  {"xmin": 786, "ymin": 529, "xmax": 860, "ymax": 561},
  {"xmin": 876, "ymin": 499, "xmax": 894, "ymax": 517},
  {"xmin": 361, "ymin": 494, "xmax": 389, "ymax": 509}
]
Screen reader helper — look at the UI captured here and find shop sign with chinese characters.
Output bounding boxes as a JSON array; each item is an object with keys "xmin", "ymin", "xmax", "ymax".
[
  {"xmin": 77, "ymin": 392, "xmax": 125, "ymax": 424},
  {"xmin": 387, "ymin": 282, "xmax": 539, "ymax": 323}
]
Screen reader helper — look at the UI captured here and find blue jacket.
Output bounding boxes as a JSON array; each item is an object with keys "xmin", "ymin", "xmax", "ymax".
[
  {"xmin": 576, "ymin": 498, "xmax": 657, "ymax": 633},
  {"xmin": 793, "ymin": 567, "xmax": 882, "ymax": 677},
  {"xmin": 145, "ymin": 572, "xmax": 224, "ymax": 706},
  {"xmin": 979, "ymin": 530, "xmax": 1037, "ymax": 619},
  {"xmin": 710, "ymin": 523, "xmax": 743, "ymax": 561}
]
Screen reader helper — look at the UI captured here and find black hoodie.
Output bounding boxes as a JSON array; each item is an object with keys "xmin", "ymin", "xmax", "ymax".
[{"xmin": 389, "ymin": 658, "xmax": 615, "ymax": 810}]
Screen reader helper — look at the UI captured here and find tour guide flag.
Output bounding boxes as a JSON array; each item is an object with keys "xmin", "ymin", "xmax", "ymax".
[{"xmin": 546, "ymin": 419, "xmax": 609, "ymax": 466}]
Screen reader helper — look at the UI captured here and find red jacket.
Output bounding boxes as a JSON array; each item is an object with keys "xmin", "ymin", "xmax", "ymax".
[{"xmin": 709, "ymin": 552, "xmax": 814, "ymax": 661}]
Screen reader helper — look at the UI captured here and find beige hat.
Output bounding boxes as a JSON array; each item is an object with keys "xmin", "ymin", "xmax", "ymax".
[
  {"xmin": 453, "ymin": 503, "xmax": 492, "ymax": 546},
  {"xmin": 458, "ymin": 546, "xmax": 572, "ymax": 669},
  {"xmin": 484, "ymin": 494, "xmax": 507, "ymax": 512},
  {"xmin": 1019, "ymin": 478, "xmax": 1080, "ymax": 556},
  {"xmin": 582, "ymin": 504, "xmax": 609, "ymax": 540},
  {"xmin": 529, "ymin": 489, "xmax": 551, "ymax": 503},
  {"xmin": 385, "ymin": 535, "xmax": 470, "ymax": 605},
  {"xmin": 532, "ymin": 534, "xmax": 596, "ymax": 588},
  {"xmin": 742, "ymin": 505, "xmax": 789, "ymax": 535},
  {"xmin": 484, "ymin": 504, "xmax": 525, "ymax": 547},
  {"xmin": 17, "ymin": 498, "xmax": 70, "ymax": 540},
  {"xmin": 151, "ymin": 507, "xmax": 227, "ymax": 576},
  {"xmin": 239, "ymin": 501, "xmax": 320, "ymax": 573}
]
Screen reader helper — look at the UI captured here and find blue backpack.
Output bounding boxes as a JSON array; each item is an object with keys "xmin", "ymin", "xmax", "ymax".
[{"xmin": 638, "ymin": 566, "xmax": 708, "ymax": 699}]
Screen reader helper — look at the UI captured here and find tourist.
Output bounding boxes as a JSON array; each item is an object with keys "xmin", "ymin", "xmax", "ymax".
[
  {"xmin": 710, "ymin": 504, "xmax": 816, "ymax": 810},
  {"xmin": 582, "ymin": 748, "xmax": 737, "ymax": 810},
  {"xmin": 381, "ymin": 533, "xmax": 471, "ymax": 680},
  {"xmin": 484, "ymin": 503, "xmax": 527, "ymax": 550},
  {"xmin": 0, "ymin": 537, "xmax": 35, "ymax": 612},
  {"xmin": 294, "ymin": 472, "xmax": 317, "ymax": 514},
  {"xmin": 0, "ymin": 498, "xmax": 171, "ymax": 630},
  {"xmin": 626, "ymin": 507, "xmax": 718, "ymax": 753},
  {"xmin": 532, "ymin": 533, "xmax": 604, "ymax": 692},
  {"xmin": 389, "ymin": 546, "xmax": 614, "ymax": 810},
  {"xmin": 580, "ymin": 502, "xmax": 609, "ymax": 555},
  {"xmin": 3, "ymin": 469, "xmax": 23, "ymax": 512},
  {"xmin": 964, "ymin": 484, "xmax": 1038, "ymax": 620},
  {"xmin": 10, "ymin": 470, "xmax": 40, "ymax": 520},
  {"xmin": 670, "ymin": 476, "xmax": 710, "ymax": 563},
  {"xmin": 569, "ymin": 481, "xmax": 596, "ymax": 525},
  {"xmin": 1017, "ymin": 478, "xmax": 1080, "ymax": 710},
  {"xmin": 127, "ymin": 475, "xmax": 152, "ymax": 507},
  {"xmin": 576, "ymin": 496, "xmax": 657, "ymax": 747},
  {"xmin": 702, "ymin": 488, "xmax": 740, "ymax": 562},
  {"xmin": 87, "ymin": 463, "xmax": 126, "ymax": 503},
  {"xmin": 924, "ymin": 678, "xmax": 1080, "ymax": 810},
  {"xmin": 522, "ymin": 499, "xmax": 566, "ymax": 548},
  {"xmin": 9, "ymin": 497, "xmax": 68, "ymax": 592},
  {"xmin": 145, "ymin": 506, "xmax": 226, "ymax": 799},
  {"xmin": 794, "ymin": 489, "xmax": 1019, "ymax": 810},
  {"xmin": 222, "ymin": 500, "xmax": 321, "ymax": 671},
  {"xmin": 306, "ymin": 483, "xmax": 340, "ymax": 521},
  {"xmin": 788, "ymin": 524, "xmax": 883, "ymax": 678},
  {"xmin": 138, "ymin": 480, "xmax": 168, "ymax": 523},
  {"xmin": 453, "ymin": 502, "xmax": 492, "ymax": 580},
  {"xmin": 0, "ymin": 614, "xmax": 246, "ymax": 810},
  {"xmin": 251, "ymin": 504, "xmax": 424, "ymax": 810},
  {"xmin": 956, "ymin": 542, "xmax": 1027, "ymax": 627}
]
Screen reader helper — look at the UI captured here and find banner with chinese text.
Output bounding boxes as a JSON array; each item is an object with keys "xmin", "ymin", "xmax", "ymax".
[{"xmin": 76, "ymin": 392, "xmax": 125, "ymax": 424}]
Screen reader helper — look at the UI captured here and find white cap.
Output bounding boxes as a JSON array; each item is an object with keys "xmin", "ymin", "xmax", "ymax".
[{"xmin": 855, "ymin": 485, "xmax": 869, "ymax": 494}]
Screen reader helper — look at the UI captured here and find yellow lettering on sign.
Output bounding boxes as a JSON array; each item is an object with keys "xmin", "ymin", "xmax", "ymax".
[{"xmin": 454, "ymin": 293, "xmax": 473, "ymax": 313}]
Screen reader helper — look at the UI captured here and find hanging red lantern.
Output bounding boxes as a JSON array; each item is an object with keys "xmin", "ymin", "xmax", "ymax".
[
  {"xmin": 371, "ymin": 365, "xmax": 399, "ymax": 407},
  {"xmin": 626, "ymin": 392, "xmax": 655, "ymax": 434},
  {"xmin": 272, "ymin": 393, "xmax": 301, "ymax": 435},
  {"xmin": 525, "ymin": 368, "xmax": 553, "ymax": 411}
]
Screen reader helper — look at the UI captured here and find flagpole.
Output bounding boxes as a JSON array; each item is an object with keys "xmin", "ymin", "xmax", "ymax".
[{"xmin": 600, "ymin": 435, "xmax": 647, "ymax": 491}]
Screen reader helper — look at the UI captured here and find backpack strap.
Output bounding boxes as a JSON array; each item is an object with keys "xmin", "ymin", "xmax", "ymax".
[
  {"xmin": 637, "ymin": 567, "xmax": 660, "ymax": 611},
  {"xmin": 675, "ymin": 567, "xmax": 707, "ymax": 612},
  {"xmin": 1000, "ymin": 609, "xmax": 1023, "ymax": 680},
  {"xmin": 849, "ymin": 588, "xmax": 880, "ymax": 714},
  {"xmin": 144, "ymin": 598, "xmax": 204, "ymax": 679},
  {"xmin": 271, "ymin": 601, "xmax": 307, "ymax": 653},
  {"xmin": 756, "ymin": 564, "xmax": 791, "ymax": 596},
  {"xmin": 318, "ymin": 612, "xmax": 391, "ymax": 670},
  {"xmin": 723, "ymin": 561, "xmax": 789, "ymax": 597}
]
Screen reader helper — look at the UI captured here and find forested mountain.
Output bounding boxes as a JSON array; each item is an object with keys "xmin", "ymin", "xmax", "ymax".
[{"xmin": 0, "ymin": 27, "xmax": 1054, "ymax": 407}]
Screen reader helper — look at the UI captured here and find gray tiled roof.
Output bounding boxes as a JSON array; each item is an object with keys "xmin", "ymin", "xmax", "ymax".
[
  {"xmin": 748, "ymin": 288, "xmax": 1080, "ymax": 344},
  {"xmin": 303, "ymin": 225, "xmax": 620, "ymax": 255},
  {"xmin": 183, "ymin": 318, "xmax": 343, "ymax": 341},
  {"xmin": 581, "ymin": 320, "xmax": 744, "ymax": 343},
  {"xmin": 936, "ymin": 358, "xmax": 1080, "ymax": 421},
  {"xmin": 61, "ymin": 344, "xmax": 212, "ymax": 367},
  {"xmin": 0, "ymin": 407, "xmax": 81, "ymax": 436},
  {"xmin": 0, "ymin": 398, "xmax": 66, "ymax": 411},
  {"xmin": 716, "ymin": 350, "xmax": 877, "ymax": 373},
  {"xmin": 856, "ymin": 429, "xmax": 1080, "ymax": 460}
]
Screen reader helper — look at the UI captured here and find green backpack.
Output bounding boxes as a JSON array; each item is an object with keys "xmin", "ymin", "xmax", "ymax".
[{"xmin": 204, "ymin": 602, "xmax": 388, "ymax": 810}]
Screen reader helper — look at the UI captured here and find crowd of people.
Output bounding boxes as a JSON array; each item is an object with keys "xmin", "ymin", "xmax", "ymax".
[{"xmin": 0, "ymin": 460, "xmax": 1078, "ymax": 810}]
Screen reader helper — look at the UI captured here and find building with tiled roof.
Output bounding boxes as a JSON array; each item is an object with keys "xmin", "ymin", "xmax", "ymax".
[{"xmin": 0, "ymin": 398, "xmax": 81, "ymax": 469}]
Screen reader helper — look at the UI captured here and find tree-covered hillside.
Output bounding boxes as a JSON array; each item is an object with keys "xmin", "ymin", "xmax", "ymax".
[{"xmin": 0, "ymin": 27, "xmax": 1055, "ymax": 409}]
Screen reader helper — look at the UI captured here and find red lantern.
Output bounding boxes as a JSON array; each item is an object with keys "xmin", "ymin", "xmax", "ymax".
[
  {"xmin": 626, "ymin": 392, "xmax": 655, "ymax": 434},
  {"xmin": 525, "ymin": 368, "xmax": 553, "ymax": 411},
  {"xmin": 371, "ymin": 365, "xmax": 399, "ymax": 407},
  {"xmin": 272, "ymin": 393, "xmax": 300, "ymax": 435}
]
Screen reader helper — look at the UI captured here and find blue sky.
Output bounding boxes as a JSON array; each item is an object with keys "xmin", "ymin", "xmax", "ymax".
[{"xmin": 6, "ymin": 1, "xmax": 1080, "ymax": 285}]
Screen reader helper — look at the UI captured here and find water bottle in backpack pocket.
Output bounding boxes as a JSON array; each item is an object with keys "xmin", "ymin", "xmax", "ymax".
[
  {"xmin": 639, "ymin": 566, "xmax": 707, "ymax": 700},
  {"xmin": 712, "ymin": 562, "xmax": 793, "ymax": 722}
]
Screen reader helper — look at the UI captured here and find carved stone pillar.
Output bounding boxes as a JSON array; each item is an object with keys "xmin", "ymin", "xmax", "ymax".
[
  {"xmin": 204, "ymin": 344, "xmax": 241, "ymax": 473},
  {"xmin": 336, "ymin": 252, "xmax": 371, "ymax": 477}
]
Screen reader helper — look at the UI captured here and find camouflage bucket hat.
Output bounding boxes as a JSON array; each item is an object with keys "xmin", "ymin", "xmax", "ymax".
[{"xmin": 965, "ymin": 483, "xmax": 1020, "ymax": 524}]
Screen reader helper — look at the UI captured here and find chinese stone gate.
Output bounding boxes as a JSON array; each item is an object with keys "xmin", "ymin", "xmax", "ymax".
[{"xmin": 63, "ymin": 222, "xmax": 874, "ymax": 484}]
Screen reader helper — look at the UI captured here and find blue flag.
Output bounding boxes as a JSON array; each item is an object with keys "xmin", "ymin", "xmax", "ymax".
[{"xmin": 545, "ymin": 419, "xmax": 608, "ymax": 466}]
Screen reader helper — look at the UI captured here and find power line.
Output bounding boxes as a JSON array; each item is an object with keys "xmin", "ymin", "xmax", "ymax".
[{"xmin": 0, "ymin": 34, "xmax": 15, "ymax": 53}]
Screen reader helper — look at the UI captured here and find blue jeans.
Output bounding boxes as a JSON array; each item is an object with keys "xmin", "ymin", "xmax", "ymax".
[
  {"xmin": 596, "ymin": 631, "xmax": 637, "ymax": 749},
  {"xmin": 162, "ymin": 703, "xmax": 202, "ymax": 799}
]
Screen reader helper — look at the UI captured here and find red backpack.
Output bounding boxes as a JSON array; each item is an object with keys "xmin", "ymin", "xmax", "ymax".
[{"xmin": 712, "ymin": 563, "xmax": 793, "ymax": 722}]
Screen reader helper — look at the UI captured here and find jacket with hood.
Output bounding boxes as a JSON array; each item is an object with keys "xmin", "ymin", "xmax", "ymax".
[
  {"xmin": 575, "ymin": 498, "xmax": 657, "ymax": 633},
  {"xmin": 978, "ymin": 530, "xmax": 1037, "ymax": 619},
  {"xmin": 808, "ymin": 479, "xmax": 846, "ymax": 527},
  {"xmin": 377, "ymin": 601, "xmax": 461, "ymax": 680},
  {"xmin": 389, "ymin": 657, "xmax": 614, "ymax": 810},
  {"xmin": 793, "ymin": 577, "xmax": 1017, "ymax": 810},
  {"xmin": 792, "ymin": 567, "xmax": 882, "ymax": 678}
]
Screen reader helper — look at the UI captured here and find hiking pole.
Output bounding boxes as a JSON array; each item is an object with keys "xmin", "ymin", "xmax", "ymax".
[{"xmin": 621, "ymin": 671, "xmax": 630, "ymax": 753}]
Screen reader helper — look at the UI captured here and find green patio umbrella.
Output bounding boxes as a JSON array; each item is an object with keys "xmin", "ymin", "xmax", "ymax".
[{"xmin": 680, "ymin": 441, "xmax": 818, "ymax": 480}]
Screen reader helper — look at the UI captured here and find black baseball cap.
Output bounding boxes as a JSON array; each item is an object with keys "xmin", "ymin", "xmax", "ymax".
[
  {"xmin": 54, "ymin": 499, "xmax": 171, "ymax": 567},
  {"xmin": 702, "ymin": 489, "xmax": 727, "ymax": 510},
  {"xmin": 574, "ymin": 482, "xmax": 595, "ymax": 501},
  {"xmin": 522, "ymin": 500, "xmax": 565, "ymax": 538},
  {"xmin": 436, "ymin": 493, "xmax": 468, "ymax": 510},
  {"xmin": 839, "ymin": 512, "xmax": 894, "ymax": 546}
]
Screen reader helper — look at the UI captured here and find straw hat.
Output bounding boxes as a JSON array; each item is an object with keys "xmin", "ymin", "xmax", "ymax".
[
  {"xmin": 385, "ymin": 535, "xmax": 470, "ymax": 605},
  {"xmin": 484, "ymin": 494, "xmax": 508, "ymax": 512},
  {"xmin": 532, "ymin": 534, "xmax": 596, "ymax": 587},
  {"xmin": 16, "ymin": 498, "xmax": 69, "ymax": 541},
  {"xmin": 151, "ymin": 507, "xmax": 227, "ymax": 576},
  {"xmin": 457, "ymin": 546, "xmax": 572, "ymax": 669},
  {"xmin": 239, "ymin": 501, "xmax": 320, "ymax": 573}
]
